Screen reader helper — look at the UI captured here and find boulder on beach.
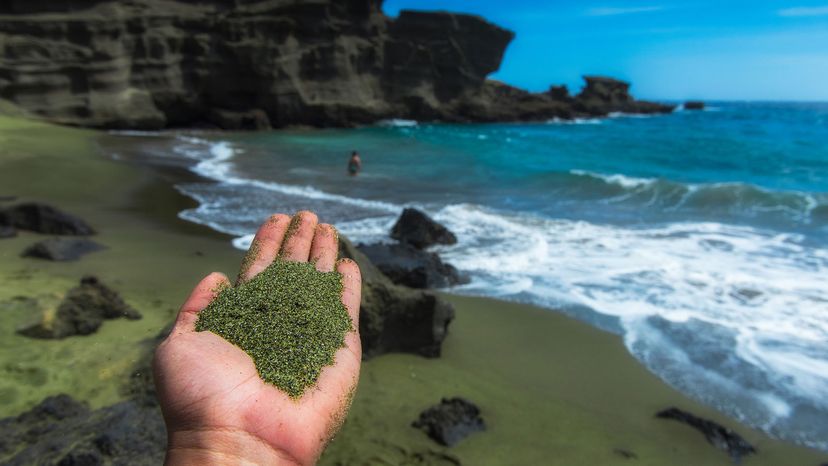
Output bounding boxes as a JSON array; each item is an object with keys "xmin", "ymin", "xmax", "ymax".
[
  {"xmin": 17, "ymin": 276, "xmax": 141, "ymax": 339},
  {"xmin": 684, "ymin": 101, "xmax": 705, "ymax": 110},
  {"xmin": 391, "ymin": 208, "xmax": 458, "ymax": 250},
  {"xmin": 0, "ymin": 203, "xmax": 95, "ymax": 235},
  {"xmin": 21, "ymin": 237, "xmax": 106, "ymax": 261},
  {"xmin": 656, "ymin": 407, "xmax": 756, "ymax": 462},
  {"xmin": 358, "ymin": 242, "xmax": 467, "ymax": 289},
  {"xmin": 412, "ymin": 397, "xmax": 486, "ymax": 447},
  {"xmin": 339, "ymin": 236, "xmax": 454, "ymax": 359}
]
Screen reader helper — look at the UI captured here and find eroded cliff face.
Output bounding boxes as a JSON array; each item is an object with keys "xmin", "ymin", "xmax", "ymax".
[{"xmin": 0, "ymin": 0, "xmax": 672, "ymax": 129}]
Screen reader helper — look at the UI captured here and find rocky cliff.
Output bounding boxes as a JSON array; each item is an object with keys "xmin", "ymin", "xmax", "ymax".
[{"xmin": 0, "ymin": 0, "xmax": 673, "ymax": 129}]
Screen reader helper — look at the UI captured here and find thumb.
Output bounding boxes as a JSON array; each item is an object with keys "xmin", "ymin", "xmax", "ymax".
[{"xmin": 170, "ymin": 272, "xmax": 230, "ymax": 335}]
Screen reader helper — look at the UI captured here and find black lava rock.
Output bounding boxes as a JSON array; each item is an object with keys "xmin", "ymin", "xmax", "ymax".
[
  {"xmin": 412, "ymin": 397, "xmax": 486, "ymax": 446},
  {"xmin": 656, "ymin": 407, "xmax": 756, "ymax": 463},
  {"xmin": 0, "ymin": 394, "xmax": 165, "ymax": 466},
  {"xmin": 16, "ymin": 394, "xmax": 89, "ymax": 424},
  {"xmin": 17, "ymin": 276, "xmax": 141, "ymax": 339},
  {"xmin": 684, "ymin": 101, "xmax": 705, "ymax": 110},
  {"xmin": 390, "ymin": 208, "xmax": 457, "ymax": 249},
  {"xmin": 339, "ymin": 236, "xmax": 455, "ymax": 359},
  {"xmin": 357, "ymin": 242, "xmax": 468, "ymax": 289},
  {"xmin": 0, "ymin": 203, "xmax": 95, "ymax": 235},
  {"xmin": 22, "ymin": 238, "xmax": 106, "ymax": 261}
]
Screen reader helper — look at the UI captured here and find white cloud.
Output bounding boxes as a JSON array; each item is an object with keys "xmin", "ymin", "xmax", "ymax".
[
  {"xmin": 586, "ymin": 6, "xmax": 664, "ymax": 16},
  {"xmin": 778, "ymin": 5, "xmax": 828, "ymax": 17}
]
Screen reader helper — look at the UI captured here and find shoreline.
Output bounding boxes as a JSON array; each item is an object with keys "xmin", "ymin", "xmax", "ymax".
[{"xmin": 0, "ymin": 115, "xmax": 825, "ymax": 464}]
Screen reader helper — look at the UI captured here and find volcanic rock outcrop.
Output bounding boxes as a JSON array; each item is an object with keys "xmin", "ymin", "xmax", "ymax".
[
  {"xmin": 339, "ymin": 235, "xmax": 454, "ymax": 358},
  {"xmin": 0, "ymin": 0, "xmax": 673, "ymax": 129}
]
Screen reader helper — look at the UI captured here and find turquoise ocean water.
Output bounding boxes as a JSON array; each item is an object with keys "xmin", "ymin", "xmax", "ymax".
[{"xmin": 110, "ymin": 102, "xmax": 828, "ymax": 451}]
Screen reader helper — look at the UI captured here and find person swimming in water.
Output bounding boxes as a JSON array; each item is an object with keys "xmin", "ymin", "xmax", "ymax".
[{"xmin": 348, "ymin": 151, "xmax": 362, "ymax": 176}]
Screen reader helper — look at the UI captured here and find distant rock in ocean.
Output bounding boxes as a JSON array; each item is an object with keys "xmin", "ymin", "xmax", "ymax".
[
  {"xmin": 684, "ymin": 101, "xmax": 706, "ymax": 110},
  {"xmin": 0, "ymin": 1, "xmax": 674, "ymax": 130}
]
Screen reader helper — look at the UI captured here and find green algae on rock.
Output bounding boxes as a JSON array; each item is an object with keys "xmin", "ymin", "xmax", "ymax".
[{"xmin": 195, "ymin": 259, "xmax": 352, "ymax": 398}]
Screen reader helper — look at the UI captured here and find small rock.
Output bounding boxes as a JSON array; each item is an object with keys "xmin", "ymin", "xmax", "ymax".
[
  {"xmin": 390, "ymin": 208, "xmax": 457, "ymax": 249},
  {"xmin": 0, "ymin": 225, "xmax": 16, "ymax": 238},
  {"xmin": 412, "ymin": 397, "xmax": 486, "ymax": 446},
  {"xmin": 21, "ymin": 238, "xmax": 105, "ymax": 261},
  {"xmin": 684, "ymin": 101, "xmax": 705, "ymax": 110},
  {"xmin": 0, "ymin": 203, "xmax": 95, "ymax": 235},
  {"xmin": 17, "ymin": 276, "xmax": 141, "ymax": 339},
  {"xmin": 656, "ymin": 407, "xmax": 756, "ymax": 463},
  {"xmin": 357, "ymin": 243, "xmax": 468, "ymax": 289}
]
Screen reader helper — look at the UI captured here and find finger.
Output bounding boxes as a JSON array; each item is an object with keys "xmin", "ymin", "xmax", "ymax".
[
  {"xmin": 279, "ymin": 211, "xmax": 318, "ymax": 262},
  {"xmin": 336, "ymin": 259, "xmax": 362, "ymax": 331},
  {"xmin": 237, "ymin": 214, "xmax": 291, "ymax": 283},
  {"xmin": 309, "ymin": 224, "xmax": 338, "ymax": 272},
  {"xmin": 172, "ymin": 272, "xmax": 230, "ymax": 334}
]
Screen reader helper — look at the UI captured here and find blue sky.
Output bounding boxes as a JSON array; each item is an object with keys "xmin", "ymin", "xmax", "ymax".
[{"xmin": 383, "ymin": 1, "xmax": 828, "ymax": 101}]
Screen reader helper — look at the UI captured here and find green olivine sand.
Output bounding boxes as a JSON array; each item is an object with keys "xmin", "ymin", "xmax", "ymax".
[{"xmin": 195, "ymin": 259, "xmax": 352, "ymax": 398}]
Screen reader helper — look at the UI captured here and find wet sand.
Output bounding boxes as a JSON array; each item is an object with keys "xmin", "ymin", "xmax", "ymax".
[{"xmin": 0, "ymin": 115, "xmax": 824, "ymax": 465}]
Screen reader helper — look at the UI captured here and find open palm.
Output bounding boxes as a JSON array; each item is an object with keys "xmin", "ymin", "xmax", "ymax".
[{"xmin": 153, "ymin": 212, "xmax": 361, "ymax": 465}]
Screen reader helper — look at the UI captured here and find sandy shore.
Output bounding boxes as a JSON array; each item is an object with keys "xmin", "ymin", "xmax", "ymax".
[{"xmin": 0, "ymin": 115, "xmax": 824, "ymax": 465}]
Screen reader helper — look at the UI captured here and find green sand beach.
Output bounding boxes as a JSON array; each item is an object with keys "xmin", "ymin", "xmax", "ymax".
[{"xmin": 1, "ymin": 116, "xmax": 825, "ymax": 465}]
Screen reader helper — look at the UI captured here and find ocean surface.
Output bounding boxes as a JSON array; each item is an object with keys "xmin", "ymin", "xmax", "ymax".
[{"xmin": 107, "ymin": 102, "xmax": 828, "ymax": 451}]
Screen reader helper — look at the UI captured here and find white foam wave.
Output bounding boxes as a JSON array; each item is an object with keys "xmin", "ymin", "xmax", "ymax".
[
  {"xmin": 570, "ymin": 169, "xmax": 657, "ymax": 188},
  {"xmin": 608, "ymin": 111, "xmax": 657, "ymax": 119},
  {"xmin": 546, "ymin": 117, "xmax": 603, "ymax": 125},
  {"xmin": 173, "ymin": 135, "xmax": 400, "ymax": 214},
  {"xmin": 232, "ymin": 234, "xmax": 255, "ymax": 250},
  {"xmin": 377, "ymin": 118, "xmax": 418, "ymax": 127},
  {"xmin": 414, "ymin": 202, "xmax": 828, "ymax": 449}
]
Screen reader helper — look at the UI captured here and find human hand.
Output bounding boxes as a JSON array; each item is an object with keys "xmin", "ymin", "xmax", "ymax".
[{"xmin": 153, "ymin": 211, "xmax": 361, "ymax": 465}]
